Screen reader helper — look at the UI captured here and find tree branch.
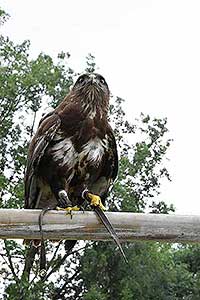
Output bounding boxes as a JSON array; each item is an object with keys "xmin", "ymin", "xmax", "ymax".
[
  {"xmin": 22, "ymin": 244, "xmax": 38, "ymax": 280},
  {"xmin": 3, "ymin": 240, "xmax": 19, "ymax": 283}
]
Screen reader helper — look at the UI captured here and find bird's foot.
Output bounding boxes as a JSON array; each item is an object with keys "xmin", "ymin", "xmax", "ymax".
[
  {"xmin": 82, "ymin": 190, "xmax": 106, "ymax": 210},
  {"xmin": 56, "ymin": 205, "xmax": 80, "ymax": 219},
  {"xmin": 89, "ymin": 194, "xmax": 105, "ymax": 210},
  {"xmin": 56, "ymin": 206, "xmax": 80, "ymax": 212},
  {"xmin": 57, "ymin": 190, "xmax": 80, "ymax": 218}
]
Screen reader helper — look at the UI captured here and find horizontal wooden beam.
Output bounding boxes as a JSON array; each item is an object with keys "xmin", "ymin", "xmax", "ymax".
[{"xmin": 0, "ymin": 209, "xmax": 200, "ymax": 243}]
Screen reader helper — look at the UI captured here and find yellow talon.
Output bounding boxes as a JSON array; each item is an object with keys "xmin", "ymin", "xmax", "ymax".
[
  {"xmin": 56, "ymin": 206, "xmax": 80, "ymax": 212},
  {"xmin": 87, "ymin": 193, "xmax": 106, "ymax": 210},
  {"xmin": 70, "ymin": 206, "xmax": 80, "ymax": 211}
]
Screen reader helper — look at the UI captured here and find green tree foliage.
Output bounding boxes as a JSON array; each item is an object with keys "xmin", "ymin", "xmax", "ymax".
[
  {"xmin": 0, "ymin": 20, "xmax": 73, "ymax": 209},
  {"xmin": 1, "ymin": 7, "xmax": 200, "ymax": 300}
]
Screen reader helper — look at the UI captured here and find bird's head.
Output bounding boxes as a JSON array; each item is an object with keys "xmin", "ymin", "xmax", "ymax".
[{"xmin": 72, "ymin": 73, "xmax": 110, "ymax": 117}]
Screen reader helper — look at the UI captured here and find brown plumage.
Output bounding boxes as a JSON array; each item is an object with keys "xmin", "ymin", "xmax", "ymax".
[
  {"xmin": 25, "ymin": 73, "xmax": 118, "ymax": 213},
  {"xmin": 24, "ymin": 73, "xmax": 129, "ymax": 266}
]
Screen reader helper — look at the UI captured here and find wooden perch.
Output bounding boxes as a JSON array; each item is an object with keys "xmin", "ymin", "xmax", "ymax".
[{"xmin": 0, "ymin": 209, "xmax": 200, "ymax": 243}]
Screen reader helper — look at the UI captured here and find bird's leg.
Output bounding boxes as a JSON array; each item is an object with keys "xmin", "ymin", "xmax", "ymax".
[
  {"xmin": 82, "ymin": 189, "xmax": 106, "ymax": 210},
  {"xmin": 57, "ymin": 190, "xmax": 72, "ymax": 208},
  {"xmin": 50, "ymin": 180, "xmax": 79, "ymax": 211},
  {"xmin": 56, "ymin": 190, "xmax": 80, "ymax": 214}
]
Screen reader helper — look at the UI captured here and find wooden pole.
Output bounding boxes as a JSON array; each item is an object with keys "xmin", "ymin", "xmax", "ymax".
[{"xmin": 0, "ymin": 209, "xmax": 200, "ymax": 243}]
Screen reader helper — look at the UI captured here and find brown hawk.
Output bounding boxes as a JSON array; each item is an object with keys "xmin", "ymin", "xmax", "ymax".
[
  {"xmin": 24, "ymin": 73, "xmax": 128, "ymax": 268},
  {"xmin": 25, "ymin": 73, "xmax": 118, "ymax": 213}
]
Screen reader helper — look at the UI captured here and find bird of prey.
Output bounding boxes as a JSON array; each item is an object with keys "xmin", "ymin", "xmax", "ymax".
[
  {"xmin": 24, "ymin": 73, "xmax": 127, "ymax": 264},
  {"xmin": 25, "ymin": 72, "xmax": 118, "ymax": 212}
]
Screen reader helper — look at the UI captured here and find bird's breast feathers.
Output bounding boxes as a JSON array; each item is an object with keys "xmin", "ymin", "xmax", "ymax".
[
  {"xmin": 50, "ymin": 132, "xmax": 109, "ymax": 171},
  {"xmin": 79, "ymin": 136, "xmax": 108, "ymax": 164},
  {"xmin": 51, "ymin": 134, "xmax": 77, "ymax": 169}
]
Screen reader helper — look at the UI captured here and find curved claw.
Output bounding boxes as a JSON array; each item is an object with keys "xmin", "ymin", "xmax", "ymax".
[
  {"xmin": 56, "ymin": 206, "xmax": 80, "ymax": 212},
  {"xmin": 56, "ymin": 205, "xmax": 80, "ymax": 219}
]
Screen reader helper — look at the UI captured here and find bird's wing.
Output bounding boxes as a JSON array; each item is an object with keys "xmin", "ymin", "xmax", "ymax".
[
  {"xmin": 89, "ymin": 126, "xmax": 118, "ymax": 203},
  {"xmin": 107, "ymin": 127, "xmax": 118, "ymax": 181},
  {"xmin": 99, "ymin": 126, "xmax": 118, "ymax": 198},
  {"xmin": 24, "ymin": 112, "xmax": 61, "ymax": 209}
]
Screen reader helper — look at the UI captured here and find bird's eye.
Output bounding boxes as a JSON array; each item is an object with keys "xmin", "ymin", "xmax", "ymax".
[
  {"xmin": 99, "ymin": 76, "xmax": 106, "ymax": 85},
  {"xmin": 77, "ymin": 76, "xmax": 86, "ymax": 84}
]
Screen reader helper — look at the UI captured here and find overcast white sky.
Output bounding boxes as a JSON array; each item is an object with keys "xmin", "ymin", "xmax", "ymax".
[{"xmin": 1, "ymin": 0, "xmax": 200, "ymax": 214}]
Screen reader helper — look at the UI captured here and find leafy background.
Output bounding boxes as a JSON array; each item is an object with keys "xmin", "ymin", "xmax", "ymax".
[{"xmin": 1, "ymin": 8, "xmax": 200, "ymax": 300}]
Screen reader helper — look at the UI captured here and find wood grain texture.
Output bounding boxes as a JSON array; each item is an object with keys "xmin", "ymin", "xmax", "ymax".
[{"xmin": 0, "ymin": 209, "xmax": 200, "ymax": 243}]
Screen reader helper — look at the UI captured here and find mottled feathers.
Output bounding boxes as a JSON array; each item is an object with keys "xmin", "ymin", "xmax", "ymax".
[{"xmin": 25, "ymin": 73, "xmax": 118, "ymax": 211}]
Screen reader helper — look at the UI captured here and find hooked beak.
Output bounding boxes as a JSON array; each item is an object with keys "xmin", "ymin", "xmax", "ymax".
[{"xmin": 88, "ymin": 74, "xmax": 98, "ymax": 84}]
